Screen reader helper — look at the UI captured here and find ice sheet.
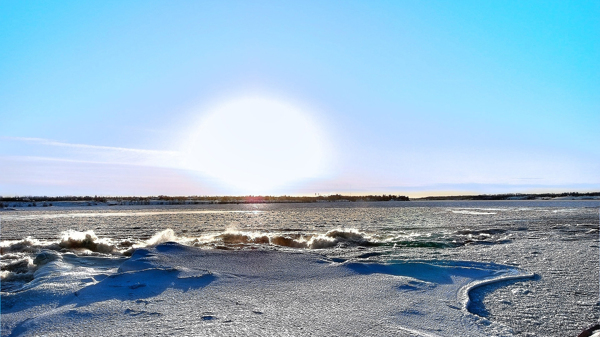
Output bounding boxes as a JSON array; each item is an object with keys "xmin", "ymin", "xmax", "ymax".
[{"xmin": 1, "ymin": 243, "xmax": 533, "ymax": 337}]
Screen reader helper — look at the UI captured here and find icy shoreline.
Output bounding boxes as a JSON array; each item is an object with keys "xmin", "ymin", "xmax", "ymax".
[{"xmin": 2, "ymin": 243, "xmax": 533, "ymax": 337}]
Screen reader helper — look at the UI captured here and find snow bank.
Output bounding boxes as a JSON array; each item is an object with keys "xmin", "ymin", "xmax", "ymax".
[{"xmin": 1, "ymin": 243, "xmax": 530, "ymax": 337}]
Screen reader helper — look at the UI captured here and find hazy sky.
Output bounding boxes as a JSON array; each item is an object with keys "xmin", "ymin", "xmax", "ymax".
[{"xmin": 1, "ymin": 1, "xmax": 598, "ymax": 197}]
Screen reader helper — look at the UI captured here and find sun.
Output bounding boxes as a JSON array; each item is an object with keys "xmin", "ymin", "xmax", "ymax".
[{"xmin": 184, "ymin": 96, "xmax": 330, "ymax": 194}]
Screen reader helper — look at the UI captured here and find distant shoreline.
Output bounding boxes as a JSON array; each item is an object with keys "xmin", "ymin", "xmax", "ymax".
[
  {"xmin": 1, "ymin": 192, "xmax": 599, "ymax": 208},
  {"xmin": 0, "ymin": 194, "xmax": 407, "ymax": 208},
  {"xmin": 414, "ymin": 191, "xmax": 600, "ymax": 201}
]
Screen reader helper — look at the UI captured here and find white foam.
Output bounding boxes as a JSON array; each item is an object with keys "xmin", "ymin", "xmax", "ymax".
[
  {"xmin": 451, "ymin": 210, "xmax": 497, "ymax": 215},
  {"xmin": 141, "ymin": 228, "xmax": 179, "ymax": 246},
  {"xmin": 188, "ymin": 228, "xmax": 375, "ymax": 249},
  {"xmin": 0, "ymin": 237, "xmax": 48, "ymax": 254},
  {"xmin": 58, "ymin": 230, "xmax": 116, "ymax": 254}
]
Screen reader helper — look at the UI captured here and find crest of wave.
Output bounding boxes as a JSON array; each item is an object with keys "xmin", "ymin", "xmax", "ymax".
[
  {"xmin": 0, "ymin": 237, "xmax": 45, "ymax": 254},
  {"xmin": 305, "ymin": 229, "xmax": 371, "ymax": 248},
  {"xmin": 59, "ymin": 230, "xmax": 116, "ymax": 254},
  {"xmin": 202, "ymin": 228, "xmax": 373, "ymax": 249},
  {"xmin": 142, "ymin": 229, "xmax": 179, "ymax": 246}
]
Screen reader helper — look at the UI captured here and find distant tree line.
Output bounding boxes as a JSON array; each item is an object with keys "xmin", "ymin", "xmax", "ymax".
[
  {"xmin": 0, "ymin": 195, "xmax": 108, "ymax": 202},
  {"xmin": 3, "ymin": 192, "xmax": 600, "ymax": 206},
  {"xmin": 417, "ymin": 191, "xmax": 600, "ymax": 201},
  {"xmin": 0, "ymin": 194, "xmax": 409, "ymax": 206}
]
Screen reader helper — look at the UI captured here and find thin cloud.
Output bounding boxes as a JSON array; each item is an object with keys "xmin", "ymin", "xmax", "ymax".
[
  {"xmin": 1, "ymin": 136, "xmax": 183, "ymax": 169},
  {"xmin": 2, "ymin": 136, "xmax": 178, "ymax": 155}
]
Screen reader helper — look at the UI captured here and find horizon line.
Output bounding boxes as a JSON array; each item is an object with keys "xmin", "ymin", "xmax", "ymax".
[{"xmin": 2, "ymin": 191, "xmax": 599, "ymax": 200}]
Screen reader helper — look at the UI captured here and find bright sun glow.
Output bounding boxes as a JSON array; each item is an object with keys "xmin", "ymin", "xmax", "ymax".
[{"xmin": 184, "ymin": 97, "xmax": 330, "ymax": 194}]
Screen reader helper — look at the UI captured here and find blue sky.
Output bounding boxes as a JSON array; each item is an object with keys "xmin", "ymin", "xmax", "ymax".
[{"xmin": 1, "ymin": 1, "xmax": 599, "ymax": 196}]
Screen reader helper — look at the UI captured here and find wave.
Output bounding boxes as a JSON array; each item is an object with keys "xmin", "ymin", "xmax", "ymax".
[
  {"xmin": 143, "ymin": 228, "xmax": 179, "ymax": 246},
  {"xmin": 1, "ymin": 231, "xmax": 116, "ymax": 256},
  {"xmin": 1, "ymin": 256, "xmax": 36, "ymax": 284},
  {"xmin": 0, "ymin": 228, "xmax": 380, "ymax": 261},
  {"xmin": 0, "ymin": 229, "xmax": 185, "ymax": 259},
  {"xmin": 203, "ymin": 228, "xmax": 374, "ymax": 249},
  {"xmin": 0, "ymin": 251, "xmax": 63, "ymax": 290},
  {"xmin": 1, "ymin": 226, "xmax": 513, "ymax": 262},
  {"xmin": 58, "ymin": 230, "xmax": 116, "ymax": 254}
]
